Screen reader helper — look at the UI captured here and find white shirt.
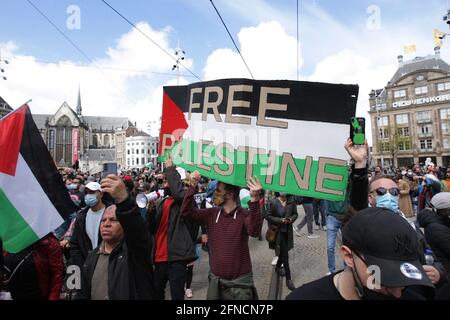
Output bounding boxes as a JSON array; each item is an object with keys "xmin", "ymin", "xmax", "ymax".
[{"xmin": 85, "ymin": 207, "xmax": 105, "ymax": 249}]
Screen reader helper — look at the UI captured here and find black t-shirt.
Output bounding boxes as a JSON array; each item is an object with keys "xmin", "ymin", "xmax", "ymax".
[
  {"xmin": 286, "ymin": 272, "xmax": 431, "ymax": 300},
  {"xmin": 286, "ymin": 272, "xmax": 344, "ymax": 300}
]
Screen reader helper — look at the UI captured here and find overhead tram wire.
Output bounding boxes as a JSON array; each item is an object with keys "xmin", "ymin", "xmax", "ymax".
[
  {"xmin": 101, "ymin": 0, "xmax": 202, "ymax": 82},
  {"xmin": 9, "ymin": 56, "xmax": 196, "ymax": 78},
  {"xmin": 25, "ymin": 0, "xmax": 138, "ymax": 105},
  {"xmin": 209, "ymin": 0, "xmax": 254, "ymax": 79}
]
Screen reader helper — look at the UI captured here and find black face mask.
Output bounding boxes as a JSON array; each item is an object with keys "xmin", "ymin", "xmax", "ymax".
[
  {"xmin": 164, "ymin": 187, "xmax": 172, "ymax": 197},
  {"xmin": 359, "ymin": 286, "xmax": 401, "ymax": 300}
]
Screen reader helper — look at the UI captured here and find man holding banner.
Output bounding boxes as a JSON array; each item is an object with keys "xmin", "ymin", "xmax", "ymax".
[{"xmin": 181, "ymin": 172, "xmax": 263, "ymax": 300}]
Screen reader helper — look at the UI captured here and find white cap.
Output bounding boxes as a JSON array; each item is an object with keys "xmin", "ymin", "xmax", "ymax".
[{"xmin": 85, "ymin": 182, "xmax": 102, "ymax": 192}]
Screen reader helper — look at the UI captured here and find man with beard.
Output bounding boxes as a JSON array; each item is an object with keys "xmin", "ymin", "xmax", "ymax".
[
  {"xmin": 181, "ymin": 172, "xmax": 263, "ymax": 300},
  {"xmin": 147, "ymin": 157, "xmax": 199, "ymax": 300},
  {"xmin": 287, "ymin": 207, "xmax": 434, "ymax": 300}
]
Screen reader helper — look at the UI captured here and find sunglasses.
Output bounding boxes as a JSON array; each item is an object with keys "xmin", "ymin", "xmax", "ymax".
[{"xmin": 370, "ymin": 187, "xmax": 400, "ymax": 196}]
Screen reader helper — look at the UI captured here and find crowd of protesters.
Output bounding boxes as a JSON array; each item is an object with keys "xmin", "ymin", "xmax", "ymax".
[{"xmin": 1, "ymin": 139, "xmax": 450, "ymax": 300}]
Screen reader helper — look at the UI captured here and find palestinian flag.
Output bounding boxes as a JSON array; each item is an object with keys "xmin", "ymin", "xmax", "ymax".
[
  {"xmin": 159, "ymin": 79, "xmax": 358, "ymax": 201},
  {"xmin": 0, "ymin": 105, "xmax": 76, "ymax": 253}
]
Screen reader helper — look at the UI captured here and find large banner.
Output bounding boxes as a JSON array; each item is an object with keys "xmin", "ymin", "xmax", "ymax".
[
  {"xmin": 72, "ymin": 128, "xmax": 79, "ymax": 165},
  {"xmin": 159, "ymin": 79, "xmax": 358, "ymax": 201}
]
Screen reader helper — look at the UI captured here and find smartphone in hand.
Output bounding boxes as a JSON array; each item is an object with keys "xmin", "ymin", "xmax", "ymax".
[
  {"xmin": 350, "ymin": 117, "xmax": 365, "ymax": 145},
  {"xmin": 102, "ymin": 162, "xmax": 118, "ymax": 179}
]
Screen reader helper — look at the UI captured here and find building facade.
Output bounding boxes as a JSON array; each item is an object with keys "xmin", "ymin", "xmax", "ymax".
[
  {"xmin": 369, "ymin": 47, "xmax": 450, "ymax": 168},
  {"xmin": 125, "ymin": 132, "xmax": 159, "ymax": 169},
  {"xmin": 31, "ymin": 89, "xmax": 136, "ymax": 171}
]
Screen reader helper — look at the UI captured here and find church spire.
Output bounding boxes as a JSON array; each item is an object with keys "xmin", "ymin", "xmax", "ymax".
[{"xmin": 76, "ymin": 85, "xmax": 82, "ymax": 116}]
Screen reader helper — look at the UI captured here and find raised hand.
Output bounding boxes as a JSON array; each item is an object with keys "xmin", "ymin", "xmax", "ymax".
[
  {"xmin": 247, "ymin": 176, "xmax": 262, "ymax": 201},
  {"xmin": 344, "ymin": 138, "xmax": 368, "ymax": 168},
  {"xmin": 101, "ymin": 174, "xmax": 128, "ymax": 204}
]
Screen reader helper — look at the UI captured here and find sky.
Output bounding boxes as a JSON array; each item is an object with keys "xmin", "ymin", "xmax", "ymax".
[{"xmin": 1, "ymin": 0, "xmax": 450, "ymax": 142}]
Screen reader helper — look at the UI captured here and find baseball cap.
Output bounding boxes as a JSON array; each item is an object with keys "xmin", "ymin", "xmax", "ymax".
[
  {"xmin": 85, "ymin": 182, "xmax": 102, "ymax": 192},
  {"xmin": 342, "ymin": 207, "xmax": 433, "ymax": 289},
  {"xmin": 430, "ymin": 192, "xmax": 450, "ymax": 210}
]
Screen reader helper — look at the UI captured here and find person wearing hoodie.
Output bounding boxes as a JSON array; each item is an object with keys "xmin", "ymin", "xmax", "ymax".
[{"xmin": 418, "ymin": 192, "xmax": 450, "ymax": 299}]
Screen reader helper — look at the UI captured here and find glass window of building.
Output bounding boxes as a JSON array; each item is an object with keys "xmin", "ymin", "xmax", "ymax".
[
  {"xmin": 440, "ymin": 108, "xmax": 450, "ymax": 120},
  {"xmin": 132, "ymin": 149, "xmax": 135, "ymax": 154},
  {"xmin": 394, "ymin": 89, "xmax": 406, "ymax": 98},
  {"xmin": 420, "ymin": 125, "xmax": 432, "ymax": 134},
  {"xmin": 444, "ymin": 138, "xmax": 450, "ymax": 148},
  {"xmin": 427, "ymin": 139, "xmax": 432, "ymax": 149},
  {"xmin": 398, "ymin": 140, "xmax": 410, "ymax": 151},
  {"xmin": 378, "ymin": 116, "xmax": 388, "ymax": 126},
  {"xmin": 396, "ymin": 114, "xmax": 409, "ymax": 125},
  {"xmin": 379, "ymin": 128, "xmax": 389, "ymax": 139},
  {"xmin": 141, "ymin": 157, "xmax": 145, "ymax": 164},
  {"xmin": 442, "ymin": 122, "xmax": 450, "ymax": 135},
  {"xmin": 136, "ymin": 158, "xmax": 139, "ymax": 165},
  {"xmin": 127, "ymin": 150, "xmax": 130, "ymax": 155},
  {"xmin": 417, "ymin": 111, "xmax": 431, "ymax": 121},
  {"xmin": 141, "ymin": 149, "xmax": 144, "ymax": 154},
  {"xmin": 141, "ymin": 142, "xmax": 144, "ymax": 145},
  {"xmin": 136, "ymin": 149, "xmax": 139, "ymax": 154},
  {"xmin": 397, "ymin": 127, "xmax": 409, "ymax": 136},
  {"xmin": 381, "ymin": 142, "xmax": 390, "ymax": 152},
  {"xmin": 438, "ymin": 82, "xmax": 450, "ymax": 91},
  {"xmin": 415, "ymin": 86, "xmax": 428, "ymax": 95}
]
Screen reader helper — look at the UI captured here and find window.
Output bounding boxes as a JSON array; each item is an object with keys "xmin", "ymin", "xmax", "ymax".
[
  {"xmin": 132, "ymin": 149, "xmax": 135, "ymax": 154},
  {"xmin": 136, "ymin": 149, "xmax": 139, "ymax": 154},
  {"xmin": 132, "ymin": 143, "xmax": 134, "ymax": 146},
  {"xmin": 141, "ymin": 157, "xmax": 145, "ymax": 165},
  {"xmin": 378, "ymin": 116, "xmax": 388, "ymax": 126},
  {"xmin": 440, "ymin": 108, "xmax": 450, "ymax": 120},
  {"xmin": 147, "ymin": 158, "xmax": 151, "ymax": 163},
  {"xmin": 379, "ymin": 128, "xmax": 389, "ymax": 139},
  {"xmin": 420, "ymin": 139, "xmax": 433, "ymax": 150},
  {"xmin": 148, "ymin": 143, "xmax": 151, "ymax": 146},
  {"xmin": 127, "ymin": 159, "xmax": 130, "ymax": 166},
  {"xmin": 438, "ymin": 82, "xmax": 450, "ymax": 91},
  {"xmin": 415, "ymin": 86, "xmax": 428, "ymax": 95},
  {"xmin": 141, "ymin": 149, "xmax": 145, "ymax": 154},
  {"xmin": 132, "ymin": 159, "xmax": 135, "ymax": 166},
  {"xmin": 444, "ymin": 138, "xmax": 450, "ymax": 148},
  {"xmin": 395, "ymin": 114, "xmax": 408, "ymax": 125},
  {"xmin": 397, "ymin": 127, "xmax": 409, "ymax": 136},
  {"xmin": 127, "ymin": 143, "xmax": 130, "ymax": 146},
  {"xmin": 398, "ymin": 140, "xmax": 411, "ymax": 151},
  {"xmin": 417, "ymin": 111, "xmax": 431, "ymax": 121},
  {"xmin": 442, "ymin": 122, "xmax": 450, "ymax": 135},
  {"xmin": 152, "ymin": 149, "xmax": 155, "ymax": 155},
  {"xmin": 127, "ymin": 150, "xmax": 130, "ymax": 155},
  {"xmin": 394, "ymin": 90, "xmax": 406, "ymax": 98},
  {"xmin": 380, "ymin": 142, "xmax": 390, "ymax": 152},
  {"xmin": 420, "ymin": 125, "xmax": 432, "ymax": 134},
  {"xmin": 141, "ymin": 142, "xmax": 144, "ymax": 145}
]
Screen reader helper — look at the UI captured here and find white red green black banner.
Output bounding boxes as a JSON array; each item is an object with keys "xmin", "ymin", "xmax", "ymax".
[
  {"xmin": 159, "ymin": 79, "xmax": 358, "ymax": 201},
  {"xmin": 0, "ymin": 105, "xmax": 76, "ymax": 253}
]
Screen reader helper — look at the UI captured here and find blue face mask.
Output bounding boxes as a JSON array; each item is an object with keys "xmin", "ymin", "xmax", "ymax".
[
  {"xmin": 85, "ymin": 194, "xmax": 99, "ymax": 207},
  {"xmin": 376, "ymin": 193, "xmax": 399, "ymax": 212},
  {"xmin": 67, "ymin": 184, "xmax": 77, "ymax": 190}
]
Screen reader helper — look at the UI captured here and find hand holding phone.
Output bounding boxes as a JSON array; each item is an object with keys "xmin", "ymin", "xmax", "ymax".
[
  {"xmin": 102, "ymin": 162, "xmax": 118, "ymax": 179},
  {"xmin": 350, "ymin": 117, "xmax": 365, "ymax": 145}
]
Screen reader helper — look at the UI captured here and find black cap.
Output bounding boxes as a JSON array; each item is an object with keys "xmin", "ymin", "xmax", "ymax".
[{"xmin": 342, "ymin": 207, "xmax": 433, "ymax": 289}]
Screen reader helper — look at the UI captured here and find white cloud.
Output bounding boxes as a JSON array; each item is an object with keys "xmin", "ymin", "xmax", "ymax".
[
  {"xmin": 203, "ymin": 21, "xmax": 302, "ymax": 80},
  {"xmin": 0, "ymin": 22, "xmax": 190, "ymax": 136}
]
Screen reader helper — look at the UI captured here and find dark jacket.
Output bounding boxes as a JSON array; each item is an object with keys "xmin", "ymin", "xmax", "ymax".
[
  {"xmin": 418, "ymin": 209, "xmax": 450, "ymax": 271},
  {"xmin": 79, "ymin": 196, "xmax": 155, "ymax": 300},
  {"xmin": 262, "ymin": 197, "xmax": 298, "ymax": 253},
  {"xmin": 70, "ymin": 206, "xmax": 103, "ymax": 268},
  {"xmin": 349, "ymin": 167, "xmax": 368, "ymax": 211},
  {"xmin": 148, "ymin": 166, "xmax": 198, "ymax": 263}
]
